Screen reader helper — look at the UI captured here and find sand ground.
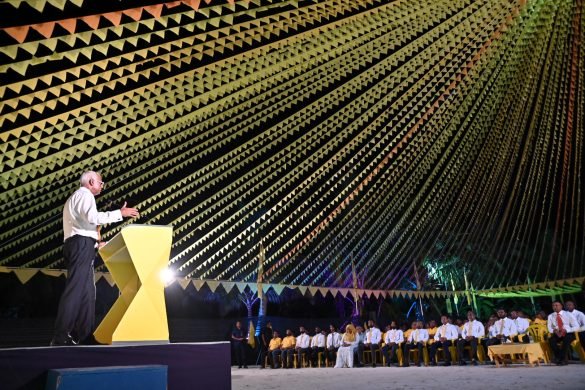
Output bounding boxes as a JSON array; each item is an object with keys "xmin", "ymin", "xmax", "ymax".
[{"xmin": 232, "ymin": 363, "xmax": 585, "ymax": 390}]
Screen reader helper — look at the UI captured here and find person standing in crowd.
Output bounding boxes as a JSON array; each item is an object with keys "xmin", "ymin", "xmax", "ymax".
[
  {"xmin": 429, "ymin": 315, "xmax": 458, "ymax": 366},
  {"xmin": 326, "ymin": 324, "xmax": 341, "ymax": 365},
  {"xmin": 548, "ymin": 301, "xmax": 579, "ymax": 365},
  {"xmin": 51, "ymin": 171, "xmax": 139, "ymax": 346},
  {"xmin": 231, "ymin": 321, "xmax": 248, "ymax": 368},
  {"xmin": 259, "ymin": 321, "xmax": 273, "ymax": 368},
  {"xmin": 457, "ymin": 311, "xmax": 484, "ymax": 366},
  {"xmin": 565, "ymin": 301, "xmax": 585, "ymax": 353}
]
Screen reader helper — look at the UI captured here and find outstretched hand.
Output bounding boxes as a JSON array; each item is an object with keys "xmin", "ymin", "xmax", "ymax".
[{"xmin": 121, "ymin": 201, "xmax": 140, "ymax": 218}]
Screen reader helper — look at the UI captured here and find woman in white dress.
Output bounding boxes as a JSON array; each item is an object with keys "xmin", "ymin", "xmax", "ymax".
[{"xmin": 334, "ymin": 324, "xmax": 358, "ymax": 368}]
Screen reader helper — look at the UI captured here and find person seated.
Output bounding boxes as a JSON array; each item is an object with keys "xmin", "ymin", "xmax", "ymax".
[
  {"xmin": 426, "ymin": 320, "xmax": 438, "ymax": 346},
  {"xmin": 403, "ymin": 321, "xmax": 416, "ymax": 343},
  {"xmin": 295, "ymin": 326, "xmax": 311, "ymax": 368},
  {"xmin": 267, "ymin": 331, "xmax": 282, "ymax": 368},
  {"xmin": 518, "ymin": 311, "xmax": 532, "ymax": 325},
  {"xmin": 278, "ymin": 329, "xmax": 296, "ymax": 368},
  {"xmin": 382, "ymin": 321, "xmax": 404, "ymax": 366},
  {"xmin": 533, "ymin": 310, "xmax": 548, "ymax": 325},
  {"xmin": 454, "ymin": 318, "xmax": 465, "ymax": 337},
  {"xmin": 354, "ymin": 326, "xmax": 366, "ymax": 367},
  {"xmin": 457, "ymin": 311, "xmax": 485, "ymax": 366},
  {"xmin": 484, "ymin": 308, "xmax": 517, "ymax": 347},
  {"xmin": 363, "ymin": 320, "xmax": 382, "ymax": 367},
  {"xmin": 310, "ymin": 326, "xmax": 326, "ymax": 367},
  {"xmin": 510, "ymin": 310, "xmax": 530, "ymax": 343},
  {"xmin": 565, "ymin": 301, "xmax": 585, "ymax": 353},
  {"xmin": 402, "ymin": 321, "xmax": 428, "ymax": 367},
  {"xmin": 429, "ymin": 315, "xmax": 458, "ymax": 366},
  {"xmin": 334, "ymin": 324, "xmax": 359, "ymax": 368},
  {"xmin": 481, "ymin": 315, "xmax": 498, "ymax": 353},
  {"xmin": 548, "ymin": 300, "xmax": 579, "ymax": 365},
  {"xmin": 326, "ymin": 324, "xmax": 341, "ymax": 365}
]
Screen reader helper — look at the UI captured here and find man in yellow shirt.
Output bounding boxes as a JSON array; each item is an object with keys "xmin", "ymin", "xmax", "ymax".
[
  {"xmin": 267, "ymin": 331, "xmax": 282, "ymax": 369},
  {"xmin": 427, "ymin": 320, "xmax": 438, "ymax": 345},
  {"xmin": 279, "ymin": 329, "xmax": 296, "ymax": 368}
]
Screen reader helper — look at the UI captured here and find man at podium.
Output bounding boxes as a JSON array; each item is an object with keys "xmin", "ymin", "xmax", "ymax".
[{"xmin": 51, "ymin": 171, "xmax": 139, "ymax": 346}]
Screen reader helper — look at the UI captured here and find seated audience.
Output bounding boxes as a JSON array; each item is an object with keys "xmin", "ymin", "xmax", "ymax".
[
  {"xmin": 267, "ymin": 331, "xmax": 282, "ymax": 368},
  {"xmin": 326, "ymin": 325, "xmax": 341, "ymax": 365},
  {"xmin": 429, "ymin": 315, "xmax": 458, "ymax": 366},
  {"xmin": 403, "ymin": 321, "xmax": 429, "ymax": 367},
  {"xmin": 382, "ymin": 321, "xmax": 404, "ymax": 366},
  {"xmin": 295, "ymin": 326, "xmax": 311, "ymax": 368},
  {"xmin": 278, "ymin": 329, "xmax": 296, "ymax": 368},
  {"xmin": 363, "ymin": 320, "xmax": 382, "ymax": 367},
  {"xmin": 510, "ymin": 310, "xmax": 530, "ymax": 343},
  {"xmin": 548, "ymin": 300, "xmax": 579, "ymax": 365},
  {"xmin": 310, "ymin": 326, "xmax": 326, "ymax": 367},
  {"xmin": 457, "ymin": 311, "xmax": 484, "ymax": 366},
  {"xmin": 335, "ymin": 324, "xmax": 358, "ymax": 368},
  {"xmin": 565, "ymin": 301, "xmax": 585, "ymax": 353},
  {"xmin": 484, "ymin": 308, "xmax": 517, "ymax": 347}
]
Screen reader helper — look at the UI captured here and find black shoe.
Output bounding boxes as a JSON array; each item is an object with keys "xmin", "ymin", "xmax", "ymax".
[
  {"xmin": 238, "ymin": 366, "xmax": 242, "ymax": 369},
  {"xmin": 459, "ymin": 360, "xmax": 466, "ymax": 366},
  {"xmin": 401, "ymin": 363, "xmax": 409, "ymax": 367},
  {"xmin": 50, "ymin": 335, "xmax": 77, "ymax": 346},
  {"xmin": 471, "ymin": 360, "xmax": 478, "ymax": 366},
  {"xmin": 372, "ymin": 364, "xmax": 376, "ymax": 368},
  {"xmin": 430, "ymin": 361, "xmax": 437, "ymax": 366},
  {"xmin": 444, "ymin": 362, "xmax": 451, "ymax": 367}
]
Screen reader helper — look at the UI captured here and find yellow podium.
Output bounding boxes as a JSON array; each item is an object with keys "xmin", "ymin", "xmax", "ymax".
[{"xmin": 94, "ymin": 224, "xmax": 173, "ymax": 344}]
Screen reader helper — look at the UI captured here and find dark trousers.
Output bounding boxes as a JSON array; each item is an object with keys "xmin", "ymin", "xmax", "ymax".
[
  {"xmin": 269, "ymin": 350, "xmax": 280, "ymax": 368},
  {"xmin": 512, "ymin": 334, "xmax": 530, "ymax": 343},
  {"xmin": 549, "ymin": 332, "xmax": 575, "ymax": 363},
  {"xmin": 311, "ymin": 347, "xmax": 325, "ymax": 366},
  {"xmin": 54, "ymin": 236, "xmax": 96, "ymax": 343},
  {"xmin": 457, "ymin": 337, "xmax": 479, "ymax": 361},
  {"xmin": 296, "ymin": 347, "xmax": 310, "ymax": 368},
  {"xmin": 381, "ymin": 343, "xmax": 399, "ymax": 365},
  {"xmin": 260, "ymin": 346, "xmax": 269, "ymax": 367},
  {"xmin": 355, "ymin": 342, "xmax": 364, "ymax": 365},
  {"xmin": 403, "ymin": 342, "xmax": 425, "ymax": 366},
  {"xmin": 364, "ymin": 343, "xmax": 380, "ymax": 366},
  {"xmin": 282, "ymin": 349, "xmax": 295, "ymax": 368},
  {"xmin": 233, "ymin": 342, "xmax": 246, "ymax": 367},
  {"xmin": 326, "ymin": 347, "xmax": 338, "ymax": 365},
  {"xmin": 429, "ymin": 340, "xmax": 453, "ymax": 364}
]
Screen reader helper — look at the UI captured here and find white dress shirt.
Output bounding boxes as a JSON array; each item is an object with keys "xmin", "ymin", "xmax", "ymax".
[
  {"xmin": 63, "ymin": 187, "xmax": 122, "ymax": 241},
  {"xmin": 512, "ymin": 317, "xmax": 530, "ymax": 334},
  {"xmin": 568, "ymin": 309, "xmax": 585, "ymax": 332},
  {"xmin": 408, "ymin": 328, "xmax": 429, "ymax": 343},
  {"xmin": 311, "ymin": 333, "xmax": 326, "ymax": 348},
  {"xmin": 384, "ymin": 329, "xmax": 404, "ymax": 344},
  {"xmin": 327, "ymin": 332, "xmax": 341, "ymax": 349},
  {"xmin": 461, "ymin": 320, "xmax": 485, "ymax": 339},
  {"xmin": 366, "ymin": 327, "xmax": 382, "ymax": 344},
  {"xmin": 494, "ymin": 317, "xmax": 517, "ymax": 337},
  {"xmin": 296, "ymin": 333, "xmax": 311, "ymax": 348},
  {"xmin": 487, "ymin": 324, "xmax": 498, "ymax": 338},
  {"xmin": 547, "ymin": 310, "xmax": 579, "ymax": 333},
  {"xmin": 434, "ymin": 324, "xmax": 459, "ymax": 341}
]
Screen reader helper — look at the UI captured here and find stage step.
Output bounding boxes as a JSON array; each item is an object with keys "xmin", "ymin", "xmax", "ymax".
[{"xmin": 45, "ymin": 365, "xmax": 167, "ymax": 390}]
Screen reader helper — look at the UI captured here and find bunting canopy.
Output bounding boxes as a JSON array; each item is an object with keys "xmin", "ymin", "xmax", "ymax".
[{"xmin": 0, "ymin": 0, "xmax": 583, "ymax": 293}]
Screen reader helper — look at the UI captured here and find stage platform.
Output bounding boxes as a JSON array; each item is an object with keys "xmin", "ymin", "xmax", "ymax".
[{"xmin": 0, "ymin": 341, "xmax": 231, "ymax": 390}]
